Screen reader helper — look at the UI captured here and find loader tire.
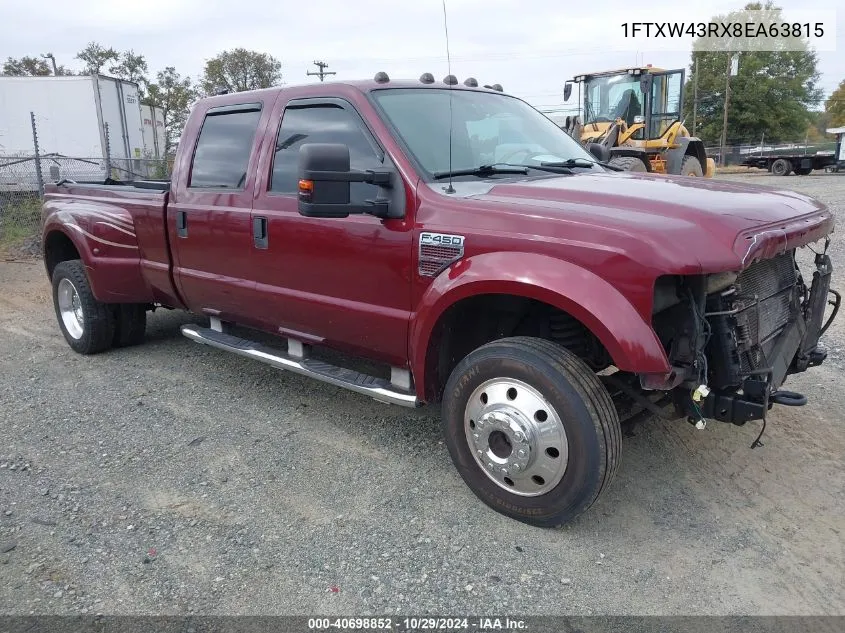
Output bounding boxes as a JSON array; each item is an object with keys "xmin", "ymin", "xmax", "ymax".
[
  {"xmin": 608, "ymin": 156, "xmax": 647, "ymax": 173},
  {"xmin": 680, "ymin": 155, "xmax": 704, "ymax": 177}
]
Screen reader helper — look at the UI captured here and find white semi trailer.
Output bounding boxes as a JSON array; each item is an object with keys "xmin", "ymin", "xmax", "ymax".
[{"xmin": 0, "ymin": 75, "xmax": 165, "ymax": 187}]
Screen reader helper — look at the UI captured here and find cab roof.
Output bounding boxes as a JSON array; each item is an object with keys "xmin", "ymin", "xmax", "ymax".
[{"xmin": 199, "ymin": 76, "xmax": 508, "ymax": 107}]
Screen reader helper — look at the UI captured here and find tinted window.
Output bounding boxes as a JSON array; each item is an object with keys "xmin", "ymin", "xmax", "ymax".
[
  {"xmin": 271, "ymin": 106, "xmax": 381, "ymax": 203},
  {"xmin": 190, "ymin": 107, "xmax": 262, "ymax": 188}
]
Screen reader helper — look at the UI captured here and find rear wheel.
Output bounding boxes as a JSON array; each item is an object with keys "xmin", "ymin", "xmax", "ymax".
[
  {"xmin": 794, "ymin": 167, "xmax": 812, "ymax": 176},
  {"xmin": 113, "ymin": 304, "xmax": 147, "ymax": 347},
  {"xmin": 52, "ymin": 260, "xmax": 115, "ymax": 355},
  {"xmin": 680, "ymin": 155, "xmax": 703, "ymax": 177},
  {"xmin": 608, "ymin": 156, "xmax": 648, "ymax": 173},
  {"xmin": 442, "ymin": 337, "xmax": 621, "ymax": 527},
  {"xmin": 771, "ymin": 158, "xmax": 792, "ymax": 176}
]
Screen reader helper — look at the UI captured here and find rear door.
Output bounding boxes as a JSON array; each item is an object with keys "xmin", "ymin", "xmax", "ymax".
[{"xmin": 168, "ymin": 100, "xmax": 270, "ymax": 322}]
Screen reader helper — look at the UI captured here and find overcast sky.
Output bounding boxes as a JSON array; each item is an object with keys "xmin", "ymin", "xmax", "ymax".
[{"xmin": 5, "ymin": 0, "xmax": 843, "ymax": 114}]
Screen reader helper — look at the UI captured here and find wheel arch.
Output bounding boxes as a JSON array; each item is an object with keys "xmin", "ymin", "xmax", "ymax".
[
  {"xmin": 41, "ymin": 204, "xmax": 152, "ymax": 304},
  {"xmin": 43, "ymin": 228, "xmax": 83, "ymax": 279},
  {"xmin": 409, "ymin": 252, "xmax": 671, "ymax": 402}
]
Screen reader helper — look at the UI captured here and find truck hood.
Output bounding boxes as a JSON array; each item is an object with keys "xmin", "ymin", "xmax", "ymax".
[{"xmin": 462, "ymin": 171, "xmax": 834, "ymax": 271}]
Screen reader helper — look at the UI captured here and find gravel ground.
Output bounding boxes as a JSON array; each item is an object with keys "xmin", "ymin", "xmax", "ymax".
[{"xmin": 1, "ymin": 171, "xmax": 843, "ymax": 616}]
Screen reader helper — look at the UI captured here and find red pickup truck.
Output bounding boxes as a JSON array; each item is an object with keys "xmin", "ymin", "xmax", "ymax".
[{"xmin": 41, "ymin": 75, "xmax": 838, "ymax": 527}]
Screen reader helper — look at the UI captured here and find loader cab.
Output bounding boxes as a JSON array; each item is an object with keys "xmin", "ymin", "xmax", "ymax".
[{"xmin": 569, "ymin": 66, "xmax": 685, "ymax": 143}]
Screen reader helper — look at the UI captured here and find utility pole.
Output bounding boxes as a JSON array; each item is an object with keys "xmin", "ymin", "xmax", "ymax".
[
  {"xmin": 692, "ymin": 53, "xmax": 698, "ymax": 136},
  {"xmin": 42, "ymin": 53, "xmax": 58, "ymax": 75},
  {"xmin": 307, "ymin": 60, "xmax": 336, "ymax": 82},
  {"xmin": 719, "ymin": 54, "xmax": 735, "ymax": 167}
]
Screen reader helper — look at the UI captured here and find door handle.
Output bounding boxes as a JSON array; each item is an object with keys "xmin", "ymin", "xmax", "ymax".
[
  {"xmin": 253, "ymin": 216, "xmax": 268, "ymax": 249},
  {"xmin": 176, "ymin": 211, "xmax": 188, "ymax": 238}
]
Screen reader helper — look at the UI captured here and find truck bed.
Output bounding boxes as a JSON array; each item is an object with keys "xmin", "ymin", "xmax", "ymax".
[
  {"xmin": 51, "ymin": 178, "xmax": 170, "ymax": 191},
  {"xmin": 42, "ymin": 180, "xmax": 181, "ymax": 308}
]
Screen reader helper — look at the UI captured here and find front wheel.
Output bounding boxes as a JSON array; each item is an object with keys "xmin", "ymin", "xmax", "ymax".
[{"xmin": 442, "ymin": 337, "xmax": 621, "ymax": 527}]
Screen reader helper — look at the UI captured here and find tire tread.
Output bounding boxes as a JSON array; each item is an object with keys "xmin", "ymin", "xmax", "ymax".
[
  {"xmin": 113, "ymin": 304, "xmax": 147, "ymax": 347},
  {"xmin": 52, "ymin": 260, "xmax": 115, "ymax": 355},
  {"xmin": 444, "ymin": 336, "xmax": 621, "ymax": 527}
]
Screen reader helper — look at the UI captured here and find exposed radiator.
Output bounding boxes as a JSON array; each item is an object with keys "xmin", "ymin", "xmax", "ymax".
[
  {"xmin": 734, "ymin": 253, "xmax": 799, "ymax": 372},
  {"xmin": 706, "ymin": 252, "xmax": 800, "ymax": 387}
]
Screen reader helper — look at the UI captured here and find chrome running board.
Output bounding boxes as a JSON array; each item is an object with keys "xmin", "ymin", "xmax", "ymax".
[{"xmin": 181, "ymin": 324, "xmax": 420, "ymax": 408}]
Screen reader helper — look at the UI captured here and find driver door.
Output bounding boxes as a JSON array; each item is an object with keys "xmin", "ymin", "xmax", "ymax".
[{"xmin": 248, "ymin": 97, "xmax": 414, "ymax": 366}]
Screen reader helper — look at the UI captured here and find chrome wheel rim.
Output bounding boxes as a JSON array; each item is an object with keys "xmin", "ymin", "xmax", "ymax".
[
  {"xmin": 57, "ymin": 278, "xmax": 84, "ymax": 340},
  {"xmin": 465, "ymin": 378, "xmax": 568, "ymax": 497}
]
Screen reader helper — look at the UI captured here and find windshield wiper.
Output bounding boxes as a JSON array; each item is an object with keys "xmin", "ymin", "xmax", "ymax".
[
  {"xmin": 520, "ymin": 163, "xmax": 574, "ymax": 174},
  {"xmin": 432, "ymin": 164, "xmax": 529, "ymax": 180},
  {"xmin": 541, "ymin": 158, "xmax": 624, "ymax": 172}
]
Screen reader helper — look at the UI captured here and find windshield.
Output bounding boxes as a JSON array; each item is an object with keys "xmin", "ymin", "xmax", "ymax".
[
  {"xmin": 371, "ymin": 88, "xmax": 596, "ymax": 178},
  {"xmin": 583, "ymin": 74, "xmax": 644, "ymax": 127}
]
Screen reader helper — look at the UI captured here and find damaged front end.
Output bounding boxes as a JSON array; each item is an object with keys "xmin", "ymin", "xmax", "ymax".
[{"xmin": 647, "ymin": 242, "xmax": 840, "ymax": 437}]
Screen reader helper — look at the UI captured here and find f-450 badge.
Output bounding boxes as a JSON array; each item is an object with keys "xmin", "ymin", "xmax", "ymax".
[{"xmin": 418, "ymin": 232, "xmax": 465, "ymax": 277}]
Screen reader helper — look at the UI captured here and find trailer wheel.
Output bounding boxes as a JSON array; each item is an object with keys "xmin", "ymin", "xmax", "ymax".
[
  {"xmin": 441, "ymin": 336, "xmax": 621, "ymax": 527},
  {"xmin": 794, "ymin": 167, "xmax": 812, "ymax": 176},
  {"xmin": 52, "ymin": 260, "xmax": 115, "ymax": 355},
  {"xmin": 771, "ymin": 159, "xmax": 792, "ymax": 176},
  {"xmin": 680, "ymin": 155, "xmax": 703, "ymax": 177},
  {"xmin": 608, "ymin": 156, "xmax": 647, "ymax": 173}
]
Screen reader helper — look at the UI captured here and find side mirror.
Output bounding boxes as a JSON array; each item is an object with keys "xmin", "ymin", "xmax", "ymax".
[
  {"xmin": 297, "ymin": 143, "xmax": 393, "ymax": 218},
  {"xmin": 639, "ymin": 74, "xmax": 652, "ymax": 95},
  {"xmin": 563, "ymin": 81, "xmax": 573, "ymax": 101}
]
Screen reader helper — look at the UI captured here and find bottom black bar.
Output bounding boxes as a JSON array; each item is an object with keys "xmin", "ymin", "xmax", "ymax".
[{"xmin": 0, "ymin": 616, "xmax": 843, "ymax": 633}]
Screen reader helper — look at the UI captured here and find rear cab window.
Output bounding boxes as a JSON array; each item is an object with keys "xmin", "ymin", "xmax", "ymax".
[{"xmin": 189, "ymin": 103, "xmax": 263, "ymax": 189}]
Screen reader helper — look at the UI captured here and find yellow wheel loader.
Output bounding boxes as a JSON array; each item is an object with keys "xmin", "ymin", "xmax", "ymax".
[{"xmin": 562, "ymin": 66, "xmax": 716, "ymax": 177}]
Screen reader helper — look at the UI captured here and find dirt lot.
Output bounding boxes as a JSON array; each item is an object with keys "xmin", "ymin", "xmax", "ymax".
[{"xmin": 1, "ymin": 172, "xmax": 843, "ymax": 616}]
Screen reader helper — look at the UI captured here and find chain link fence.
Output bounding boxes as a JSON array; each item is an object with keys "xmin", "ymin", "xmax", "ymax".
[{"xmin": 0, "ymin": 113, "xmax": 170, "ymax": 255}]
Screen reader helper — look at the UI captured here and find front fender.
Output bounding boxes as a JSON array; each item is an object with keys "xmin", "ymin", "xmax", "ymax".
[{"xmin": 409, "ymin": 252, "xmax": 670, "ymax": 399}]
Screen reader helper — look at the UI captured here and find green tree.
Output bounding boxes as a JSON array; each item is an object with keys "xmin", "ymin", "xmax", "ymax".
[
  {"xmin": 201, "ymin": 48, "xmax": 281, "ymax": 94},
  {"xmin": 109, "ymin": 50, "xmax": 150, "ymax": 97},
  {"xmin": 826, "ymin": 80, "xmax": 845, "ymax": 128},
  {"xmin": 685, "ymin": 2, "xmax": 822, "ymax": 144},
  {"xmin": 76, "ymin": 42, "xmax": 119, "ymax": 75},
  {"xmin": 2, "ymin": 55, "xmax": 72, "ymax": 76},
  {"xmin": 3, "ymin": 56, "xmax": 50, "ymax": 76},
  {"xmin": 146, "ymin": 67, "xmax": 196, "ymax": 155}
]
